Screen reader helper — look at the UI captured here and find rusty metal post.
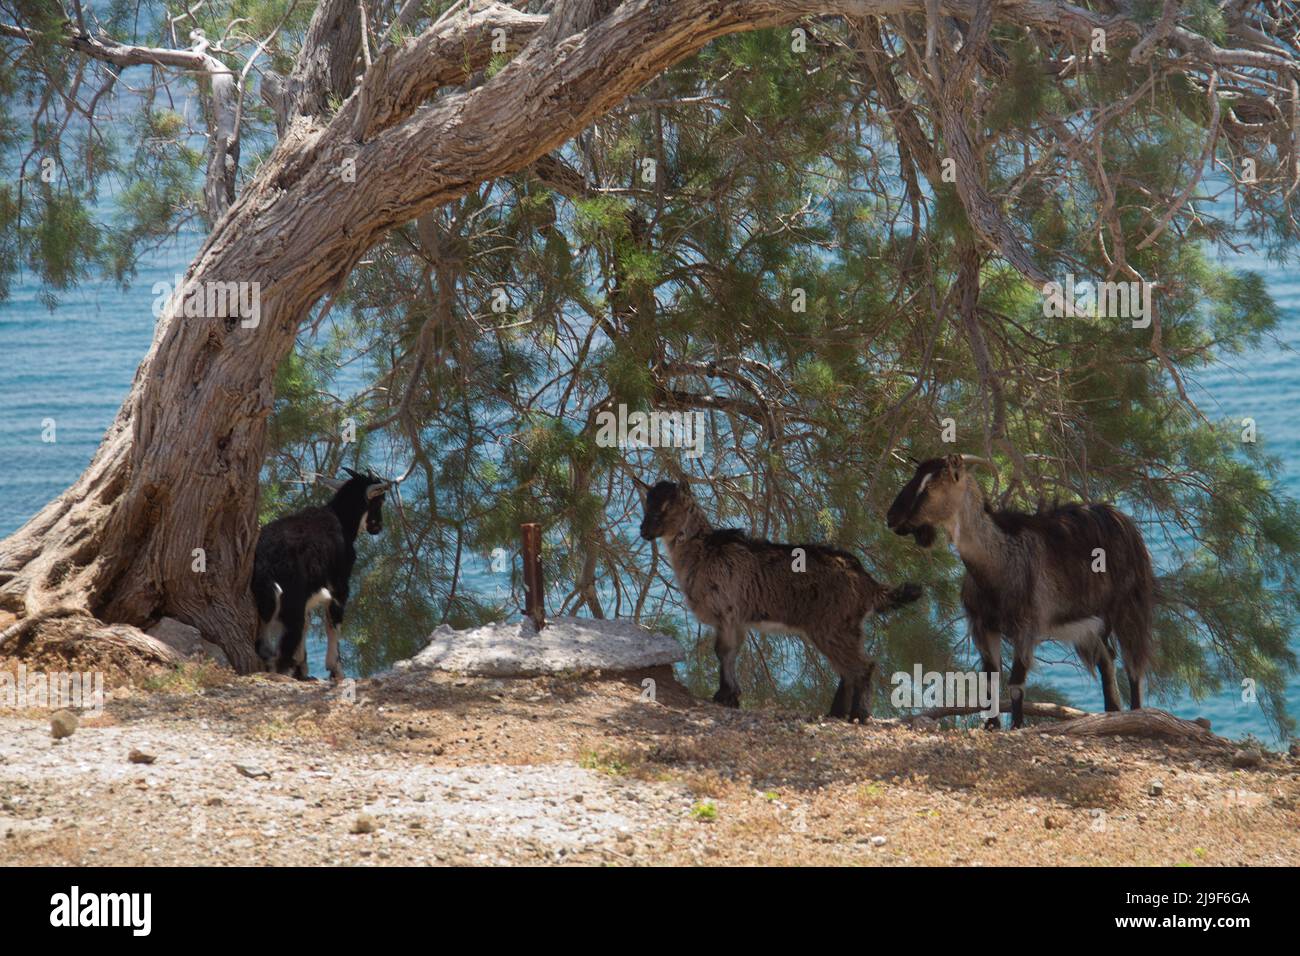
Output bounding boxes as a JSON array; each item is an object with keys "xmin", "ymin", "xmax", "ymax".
[{"xmin": 521, "ymin": 522, "xmax": 545, "ymax": 632}]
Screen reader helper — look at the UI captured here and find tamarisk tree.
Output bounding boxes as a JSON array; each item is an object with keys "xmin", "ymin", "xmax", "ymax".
[{"xmin": 2, "ymin": 1, "xmax": 1299, "ymax": 727}]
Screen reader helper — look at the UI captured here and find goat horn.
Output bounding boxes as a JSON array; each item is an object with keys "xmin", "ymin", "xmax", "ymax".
[
  {"xmin": 342, "ymin": 466, "xmax": 363, "ymax": 480},
  {"xmin": 315, "ymin": 474, "xmax": 347, "ymax": 491},
  {"xmin": 366, "ymin": 481, "xmax": 391, "ymax": 499},
  {"xmin": 630, "ymin": 475, "xmax": 651, "ymax": 491},
  {"xmin": 961, "ymin": 455, "xmax": 996, "ymax": 471}
]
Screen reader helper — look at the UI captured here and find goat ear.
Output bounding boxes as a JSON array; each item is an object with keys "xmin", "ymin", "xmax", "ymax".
[
  {"xmin": 316, "ymin": 474, "xmax": 346, "ymax": 491},
  {"xmin": 366, "ymin": 481, "xmax": 391, "ymax": 500},
  {"xmin": 342, "ymin": 466, "xmax": 362, "ymax": 481}
]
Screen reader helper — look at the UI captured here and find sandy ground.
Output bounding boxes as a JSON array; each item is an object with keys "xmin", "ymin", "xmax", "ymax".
[{"xmin": 1, "ymin": 660, "xmax": 1298, "ymax": 866}]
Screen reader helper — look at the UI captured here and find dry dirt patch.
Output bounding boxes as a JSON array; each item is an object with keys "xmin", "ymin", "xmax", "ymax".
[{"xmin": 0, "ymin": 663, "xmax": 1297, "ymax": 866}]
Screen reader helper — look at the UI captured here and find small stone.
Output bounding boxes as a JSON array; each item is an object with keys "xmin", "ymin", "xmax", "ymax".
[
  {"xmin": 1194, "ymin": 717, "xmax": 1213, "ymax": 730},
  {"xmin": 1231, "ymin": 749, "xmax": 1263, "ymax": 769},
  {"xmin": 50, "ymin": 710, "xmax": 78, "ymax": 739},
  {"xmin": 128, "ymin": 749, "xmax": 157, "ymax": 765},
  {"xmin": 869, "ymin": 835, "xmax": 887, "ymax": 846},
  {"xmin": 1043, "ymin": 815, "xmax": 1063, "ymax": 830},
  {"xmin": 351, "ymin": 814, "xmax": 377, "ymax": 835},
  {"xmin": 146, "ymin": 617, "xmax": 203, "ymax": 657},
  {"xmin": 1148, "ymin": 780, "xmax": 1164, "ymax": 796},
  {"xmin": 982, "ymin": 833, "xmax": 997, "ymax": 846},
  {"xmin": 235, "ymin": 764, "xmax": 271, "ymax": 780}
]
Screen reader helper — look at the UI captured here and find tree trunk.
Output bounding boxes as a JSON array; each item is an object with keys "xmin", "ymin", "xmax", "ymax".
[{"xmin": 0, "ymin": 174, "xmax": 349, "ymax": 671}]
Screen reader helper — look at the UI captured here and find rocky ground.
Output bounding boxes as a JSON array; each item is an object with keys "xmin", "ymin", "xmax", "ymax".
[{"xmin": 1, "ymin": 656, "xmax": 1298, "ymax": 866}]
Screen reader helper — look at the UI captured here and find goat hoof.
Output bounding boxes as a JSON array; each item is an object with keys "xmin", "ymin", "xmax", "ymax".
[
  {"xmin": 983, "ymin": 717, "xmax": 1001, "ymax": 731},
  {"xmin": 712, "ymin": 688, "xmax": 740, "ymax": 708}
]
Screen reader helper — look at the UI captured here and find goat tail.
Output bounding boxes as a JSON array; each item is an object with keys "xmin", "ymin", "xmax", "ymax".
[{"xmin": 875, "ymin": 581, "xmax": 923, "ymax": 613}]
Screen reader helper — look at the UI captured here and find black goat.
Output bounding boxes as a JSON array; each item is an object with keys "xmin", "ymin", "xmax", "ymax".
[
  {"xmin": 252, "ymin": 468, "xmax": 390, "ymax": 680},
  {"xmin": 887, "ymin": 454, "xmax": 1155, "ymax": 729}
]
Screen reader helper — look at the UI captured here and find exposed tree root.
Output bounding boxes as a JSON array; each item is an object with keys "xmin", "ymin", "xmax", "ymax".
[
  {"xmin": 0, "ymin": 605, "xmax": 92, "ymax": 652},
  {"xmin": 896, "ymin": 702, "xmax": 1230, "ymax": 747},
  {"xmin": 0, "ymin": 613, "xmax": 182, "ymax": 684},
  {"xmin": 1037, "ymin": 708, "xmax": 1230, "ymax": 747},
  {"xmin": 899, "ymin": 700, "xmax": 1090, "ymax": 723}
]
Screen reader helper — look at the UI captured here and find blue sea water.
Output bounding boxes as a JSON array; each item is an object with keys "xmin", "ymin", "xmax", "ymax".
[{"xmin": 1, "ymin": 234, "xmax": 1297, "ymax": 744}]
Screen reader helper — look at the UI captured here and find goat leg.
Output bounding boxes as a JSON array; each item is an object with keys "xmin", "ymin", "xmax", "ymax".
[
  {"xmin": 291, "ymin": 637, "xmax": 315, "ymax": 681},
  {"xmin": 976, "ymin": 631, "xmax": 1003, "ymax": 730},
  {"xmin": 275, "ymin": 620, "xmax": 306, "ymax": 678},
  {"xmin": 828, "ymin": 678, "xmax": 849, "ymax": 718},
  {"xmin": 847, "ymin": 661, "xmax": 875, "ymax": 723},
  {"xmin": 324, "ymin": 615, "xmax": 344, "ymax": 683},
  {"xmin": 1097, "ymin": 645, "xmax": 1122, "ymax": 712},
  {"xmin": 1128, "ymin": 671, "xmax": 1143, "ymax": 710},
  {"xmin": 1008, "ymin": 655, "xmax": 1029, "ymax": 728},
  {"xmin": 712, "ymin": 623, "xmax": 742, "ymax": 708}
]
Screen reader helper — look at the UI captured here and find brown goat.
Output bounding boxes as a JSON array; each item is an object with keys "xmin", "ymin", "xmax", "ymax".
[
  {"xmin": 639, "ymin": 480, "xmax": 921, "ymax": 721},
  {"xmin": 886, "ymin": 454, "xmax": 1155, "ymax": 728}
]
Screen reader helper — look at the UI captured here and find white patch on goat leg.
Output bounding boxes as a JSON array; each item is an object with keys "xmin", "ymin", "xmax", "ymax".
[{"xmin": 306, "ymin": 587, "xmax": 333, "ymax": 614}]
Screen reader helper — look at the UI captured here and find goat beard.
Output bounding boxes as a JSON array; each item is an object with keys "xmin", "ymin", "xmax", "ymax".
[{"xmin": 912, "ymin": 525, "xmax": 937, "ymax": 548}]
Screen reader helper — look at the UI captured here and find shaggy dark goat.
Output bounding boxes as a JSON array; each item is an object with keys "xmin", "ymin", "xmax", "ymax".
[
  {"xmin": 252, "ymin": 468, "xmax": 391, "ymax": 680},
  {"xmin": 886, "ymin": 454, "xmax": 1155, "ymax": 728},
  {"xmin": 640, "ymin": 480, "xmax": 921, "ymax": 721}
]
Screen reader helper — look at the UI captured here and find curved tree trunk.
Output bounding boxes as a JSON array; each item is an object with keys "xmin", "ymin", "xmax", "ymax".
[{"xmin": 0, "ymin": 186, "xmax": 345, "ymax": 671}]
